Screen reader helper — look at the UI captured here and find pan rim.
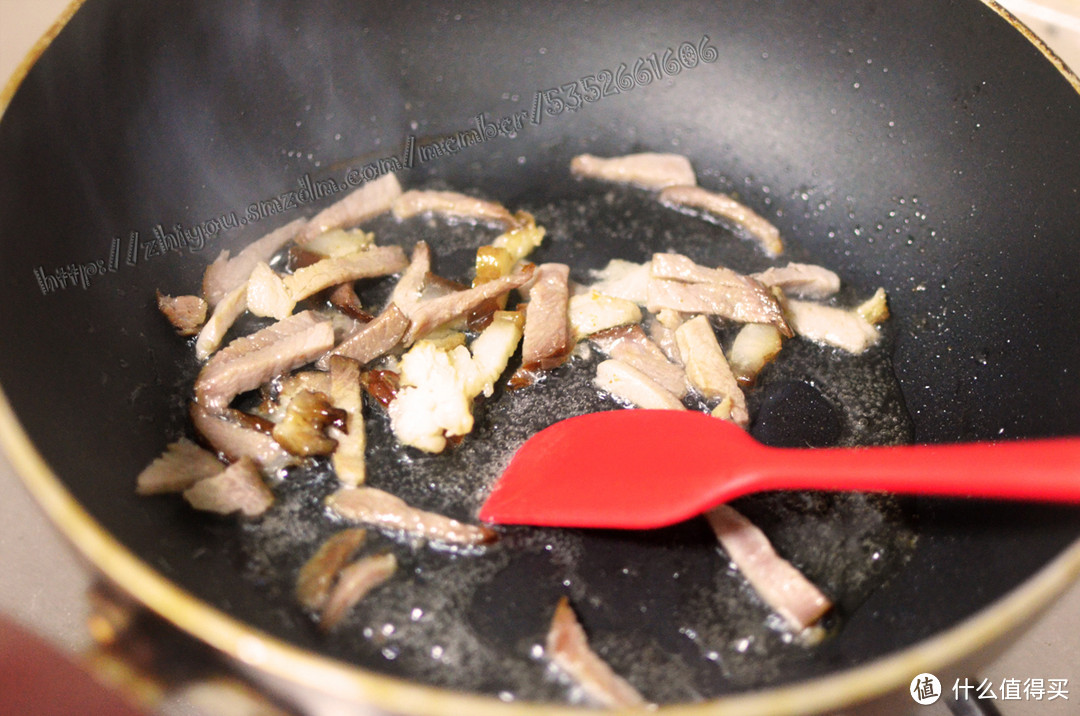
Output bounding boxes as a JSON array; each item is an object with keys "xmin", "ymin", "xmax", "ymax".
[{"xmin": 2, "ymin": 0, "xmax": 1079, "ymax": 713}]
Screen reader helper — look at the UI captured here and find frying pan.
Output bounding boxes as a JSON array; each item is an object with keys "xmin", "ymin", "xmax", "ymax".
[{"xmin": 2, "ymin": 0, "xmax": 1079, "ymax": 713}]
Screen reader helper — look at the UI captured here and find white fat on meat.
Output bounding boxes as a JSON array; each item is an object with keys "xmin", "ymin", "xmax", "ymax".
[
  {"xmin": 706, "ymin": 504, "xmax": 831, "ymax": 635},
  {"xmin": 674, "ymin": 315, "xmax": 749, "ymax": 427},
  {"xmin": 587, "ymin": 259, "xmax": 652, "ymax": 306},
  {"xmin": 202, "ymin": 217, "xmax": 306, "ymax": 306},
  {"xmin": 567, "ymin": 291, "xmax": 642, "ymax": 344},
  {"xmin": 727, "ymin": 323, "xmax": 784, "ymax": 386},
  {"xmin": 783, "ymin": 288, "xmax": 889, "ymax": 354},
  {"xmin": 570, "ymin": 152, "xmax": 696, "ymax": 190},
  {"xmin": 328, "ymin": 356, "xmax": 366, "ymax": 487},
  {"xmin": 659, "ymin": 185, "xmax": 783, "ymax": 257},
  {"xmin": 594, "ymin": 359, "xmax": 686, "ymax": 411},
  {"xmin": 545, "ymin": 597, "xmax": 649, "ymax": 708},
  {"xmin": 752, "ymin": 262, "xmax": 841, "ymax": 299}
]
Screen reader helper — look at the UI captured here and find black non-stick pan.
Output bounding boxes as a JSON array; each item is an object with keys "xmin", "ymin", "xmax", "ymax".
[{"xmin": 2, "ymin": 1, "xmax": 1079, "ymax": 713}]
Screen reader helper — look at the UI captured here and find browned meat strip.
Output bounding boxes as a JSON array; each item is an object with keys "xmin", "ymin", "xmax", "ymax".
[
  {"xmin": 328, "ymin": 356, "xmax": 366, "ymax": 487},
  {"xmin": 182, "ymin": 457, "xmax": 274, "ymax": 517},
  {"xmin": 319, "ymin": 553, "xmax": 397, "ymax": 632},
  {"xmin": 295, "ymin": 528, "xmax": 367, "ymax": 611},
  {"xmin": 271, "ymin": 390, "xmax": 347, "ymax": 457},
  {"xmin": 296, "ymin": 173, "xmax": 402, "ymax": 245},
  {"xmin": 202, "ymin": 218, "xmax": 306, "ymax": 306},
  {"xmin": 318, "ymin": 303, "xmax": 410, "ymax": 369},
  {"xmin": 284, "ymin": 245, "xmax": 408, "ymax": 304},
  {"xmin": 156, "ymin": 292, "xmax": 208, "ymax": 336},
  {"xmin": 659, "ymin": 185, "xmax": 783, "ymax": 256},
  {"xmin": 195, "ymin": 311, "xmax": 335, "ymax": 412},
  {"xmin": 570, "ymin": 152, "xmax": 696, "ymax": 190},
  {"xmin": 705, "ymin": 504, "xmax": 832, "ymax": 634},
  {"xmin": 648, "ymin": 253, "xmax": 791, "ymax": 336},
  {"xmin": 591, "ymin": 325, "xmax": 687, "ymax": 399},
  {"xmin": 520, "ymin": 263, "xmax": 571, "ymax": 370},
  {"xmin": 391, "ymin": 189, "xmax": 519, "ymax": 228},
  {"xmin": 326, "ymin": 486, "xmax": 496, "ymax": 547},
  {"xmin": 752, "ymin": 262, "xmax": 841, "ymax": 299},
  {"xmin": 403, "ymin": 264, "xmax": 534, "ymax": 345},
  {"xmin": 327, "ymin": 282, "xmax": 370, "ymax": 321},
  {"xmin": 190, "ymin": 403, "xmax": 294, "ymax": 474},
  {"xmin": 387, "ymin": 241, "xmax": 431, "ymax": 318},
  {"xmin": 135, "ymin": 438, "xmax": 226, "ymax": 495},
  {"xmin": 545, "ymin": 597, "xmax": 648, "ymax": 708},
  {"xmin": 674, "ymin": 315, "xmax": 749, "ymax": 426}
]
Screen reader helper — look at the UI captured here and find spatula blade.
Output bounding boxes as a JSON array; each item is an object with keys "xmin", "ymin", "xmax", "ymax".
[{"xmin": 479, "ymin": 410, "xmax": 753, "ymax": 529}]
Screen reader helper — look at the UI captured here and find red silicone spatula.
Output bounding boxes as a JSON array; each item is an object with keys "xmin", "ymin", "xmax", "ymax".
[{"xmin": 478, "ymin": 410, "xmax": 1080, "ymax": 529}]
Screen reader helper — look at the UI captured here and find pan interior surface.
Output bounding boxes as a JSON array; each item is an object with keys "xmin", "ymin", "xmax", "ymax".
[{"xmin": 1, "ymin": 0, "xmax": 1078, "ymax": 709}]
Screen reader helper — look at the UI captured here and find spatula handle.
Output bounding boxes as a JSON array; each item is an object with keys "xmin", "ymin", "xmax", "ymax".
[{"xmin": 755, "ymin": 438, "xmax": 1080, "ymax": 502}]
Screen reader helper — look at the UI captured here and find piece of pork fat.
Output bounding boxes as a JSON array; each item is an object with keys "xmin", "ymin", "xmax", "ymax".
[
  {"xmin": 135, "ymin": 438, "xmax": 226, "ymax": 495},
  {"xmin": 202, "ymin": 218, "xmax": 307, "ymax": 306},
  {"xmin": 403, "ymin": 263, "xmax": 534, "ymax": 345},
  {"xmin": 752, "ymin": 262, "xmax": 841, "ymax": 300},
  {"xmin": 590, "ymin": 325, "xmax": 687, "ymax": 399},
  {"xmin": 705, "ymin": 504, "xmax": 832, "ymax": 636},
  {"xmin": 391, "ymin": 189, "xmax": 520, "ymax": 229},
  {"xmin": 658, "ymin": 185, "xmax": 784, "ymax": 257},
  {"xmin": 156, "ymin": 292, "xmax": 208, "ymax": 336},
  {"xmin": 783, "ymin": 288, "xmax": 889, "ymax": 355},
  {"xmin": 326, "ymin": 486, "xmax": 497, "ymax": 547},
  {"xmin": 727, "ymin": 323, "xmax": 784, "ymax": 387},
  {"xmin": 182, "ymin": 456, "xmax": 274, "ymax": 517},
  {"xmin": 519, "ymin": 263, "xmax": 571, "ymax": 371},
  {"xmin": 567, "ymin": 291, "xmax": 642, "ymax": 344},
  {"xmin": 545, "ymin": 597, "xmax": 648, "ymax": 709},
  {"xmin": 594, "ymin": 359, "xmax": 686, "ymax": 411},
  {"xmin": 387, "ymin": 241, "xmax": 431, "ymax": 318},
  {"xmin": 194, "ymin": 283, "xmax": 248, "ymax": 361},
  {"xmin": 647, "ymin": 253, "xmax": 792, "ymax": 337},
  {"xmin": 588, "ymin": 259, "xmax": 652, "ymax": 306},
  {"xmin": 190, "ymin": 403, "xmax": 295, "ymax": 474},
  {"xmin": 248, "ymin": 245, "xmax": 409, "ymax": 320},
  {"xmin": 319, "ymin": 553, "xmax": 398, "ymax": 632},
  {"xmin": 296, "ymin": 173, "xmax": 403, "ymax": 245},
  {"xmin": 570, "ymin": 152, "xmax": 696, "ymax": 190},
  {"xmin": 674, "ymin": 316, "xmax": 749, "ymax": 427},
  {"xmin": 328, "ymin": 356, "xmax": 366, "ymax": 487},
  {"xmin": 195, "ymin": 311, "xmax": 335, "ymax": 413},
  {"xmin": 295, "ymin": 528, "xmax": 368, "ymax": 611},
  {"xmin": 317, "ymin": 303, "xmax": 410, "ymax": 370}
]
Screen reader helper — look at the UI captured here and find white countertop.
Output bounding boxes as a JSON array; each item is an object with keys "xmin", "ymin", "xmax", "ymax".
[{"xmin": 1, "ymin": 2, "xmax": 1078, "ymax": 715}]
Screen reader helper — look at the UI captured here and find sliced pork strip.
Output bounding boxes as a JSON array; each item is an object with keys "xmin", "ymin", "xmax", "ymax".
[
  {"xmin": 135, "ymin": 438, "xmax": 226, "ymax": 495},
  {"xmin": 194, "ymin": 283, "xmax": 248, "ymax": 361},
  {"xmin": 727, "ymin": 323, "xmax": 784, "ymax": 387},
  {"xmin": 570, "ymin": 152, "xmax": 696, "ymax": 190},
  {"xmin": 190, "ymin": 404, "xmax": 294, "ymax": 474},
  {"xmin": 245, "ymin": 261, "xmax": 294, "ymax": 320},
  {"xmin": 195, "ymin": 311, "xmax": 335, "ymax": 413},
  {"xmin": 545, "ymin": 597, "xmax": 648, "ymax": 709},
  {"xmin": 594, "ymin": 359, "xmax": 686, "ymax": 411},
  {"xmin": 318, "ymin": 303, "xmax": 410, "ymax": 369},
  {"xmin": 705, "ymin": 504, "xmax": 831, "ymax": 634},
  {"xmin": 391, "ymin": 189, "xmax": 518, "ymax": 228},
  {"xmin": 182, "ymin": 457, "xmax": 274, "ymax": 517},
  {"xmin": 388, "ymin": 241, "xmax": 431, "ymax": 318},
  {"xmin": 588, "ymin": 259, "xmax": 651, "ymax": 305},
  {"xmin": 329, "ymin": 356, "xmax": 366, "ymax": 487},
  {"xmin": 520, "ymin": 263, "xmax": 571, "ymax": 370},
  {"xmin": 783, "ymin": 298, "xmax": 883, "ymax": 354},
  {"xmin": 403, "ymin": 264, "xmax": 534, "ymax": 345},
  {"xmin": 752, "ymin": 262, "xmax": 841, "ymax": 299},
  {"xmin": 567, "ymin": 292, "xmax": 642, "ymax": 344},
  {"xmin": 296, "ymin": 173, "xmax": 402, "ymax": 245},
  {"xmin": 156, "ymin": 292, "xmax": 208, "ymax": 336},
  {"xmin": 646, "ymin": 309, "xmax": 686, "ymax": 366},
  {"xmin": 319, "ymin": 553, "xmax": 398, "ymax": 632},
  {"xmin": 296, "ymin": 528, "xmax": 367, "ymax": 611},
  {"xmin": 591, "ymin": 325, "xmax": 687, "ymax": 399},
  {"xmin": 674, "ymin": 316, "xmax": 749, "ymax": 427},
  {"xmin": 271, "ymin": 390, "xmax": 346, "ymax": 457},
  {"xmin": 659, "ymin": 185, "xmax": 783, "ymax": 256},
  {"xmin": 284, "ymin": 245, "xmax": 408, "ymax": 305},
  {"xmin": 327, "ymin": 486, "xmax": 496, "ymax": 546},
  {"xmin": 202, "ymin": 218, "xmax": 306, "ymax": 305}
]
